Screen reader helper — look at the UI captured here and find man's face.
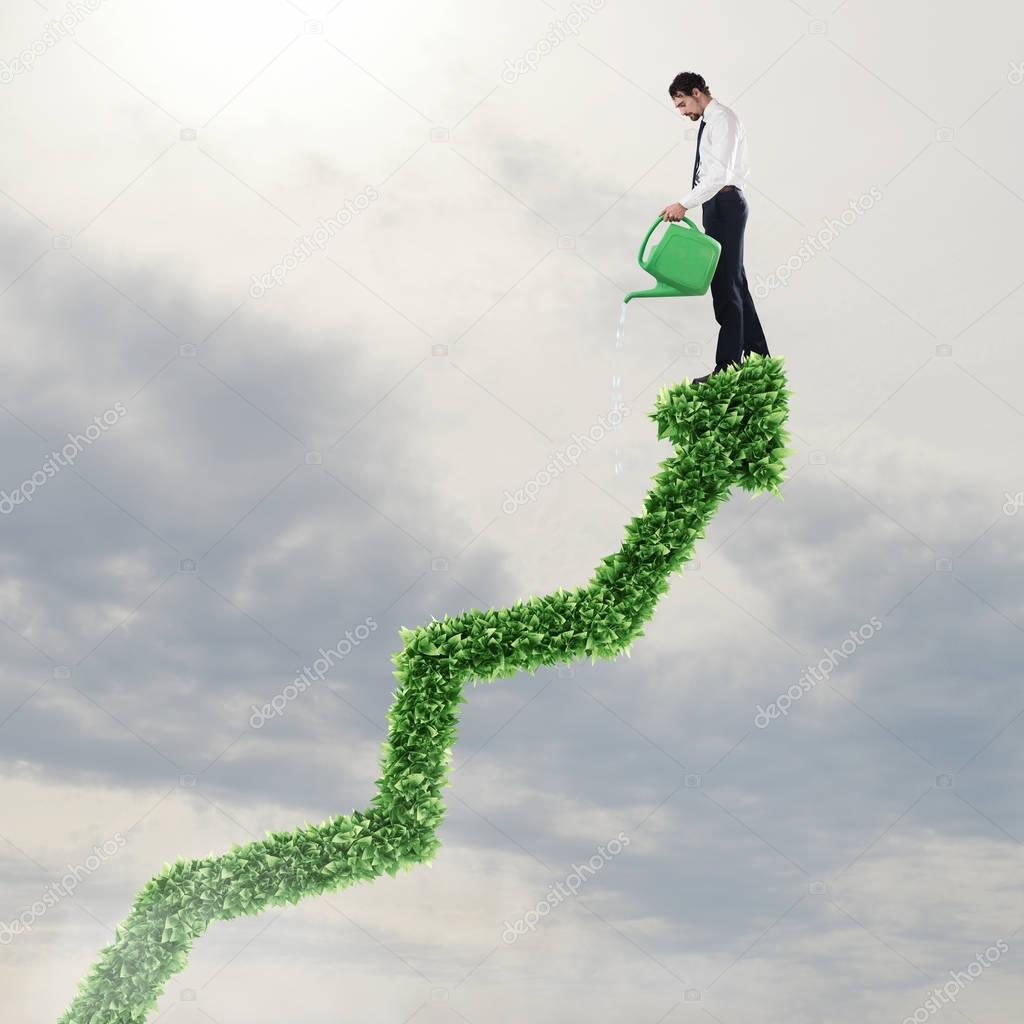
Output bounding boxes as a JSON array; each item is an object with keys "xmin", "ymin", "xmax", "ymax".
[{"xmin": 672, "ymin": 90, "xmax": 704, "ymax": 120}]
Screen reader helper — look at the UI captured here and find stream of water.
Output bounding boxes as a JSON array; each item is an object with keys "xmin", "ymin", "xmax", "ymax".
[{"xmin": 611, "ymin": 301, "xmax": 627, "ymax": 476}]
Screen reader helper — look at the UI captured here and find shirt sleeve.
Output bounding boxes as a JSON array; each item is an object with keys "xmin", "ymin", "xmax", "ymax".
[{"xmin": 678, "ymin": 113, "xmax": 742, "ymax": 209}]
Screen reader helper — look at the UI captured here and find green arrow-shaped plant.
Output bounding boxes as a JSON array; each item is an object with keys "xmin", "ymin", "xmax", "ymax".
[{"xmin": 57, "ymin": 353, "xmax": 792, "ymax": 1022}]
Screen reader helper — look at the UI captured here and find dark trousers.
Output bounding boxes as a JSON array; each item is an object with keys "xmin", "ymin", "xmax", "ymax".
[{"xmin": 701, "ymin": 188, "xmax": 769, "ymax": 369}]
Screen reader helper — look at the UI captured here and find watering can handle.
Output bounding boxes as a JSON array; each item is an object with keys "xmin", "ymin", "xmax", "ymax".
[{"xmin": 638, "ymin": 215, "xmax": 699, "ymax": 268}]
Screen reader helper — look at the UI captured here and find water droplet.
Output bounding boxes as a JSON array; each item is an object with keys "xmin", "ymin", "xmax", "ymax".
[{"xmin": 612, "ymin": 303, "xmax": 628, "ymax": 474}]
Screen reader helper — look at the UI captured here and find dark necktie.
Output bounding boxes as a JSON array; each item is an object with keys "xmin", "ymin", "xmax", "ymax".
[{"xmin": 691, "ymin": 118, "xmax": 706, "ymax": 189}]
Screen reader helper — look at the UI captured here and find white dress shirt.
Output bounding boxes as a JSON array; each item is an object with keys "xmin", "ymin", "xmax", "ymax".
[{"xmin": 678, "ymin": 97, "xmax": 750, "ymax": 208}]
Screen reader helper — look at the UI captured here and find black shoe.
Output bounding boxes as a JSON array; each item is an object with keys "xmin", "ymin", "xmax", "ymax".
[{"xmin": 691, "ymin": 365, "xmax": 730, "ymax": 385}]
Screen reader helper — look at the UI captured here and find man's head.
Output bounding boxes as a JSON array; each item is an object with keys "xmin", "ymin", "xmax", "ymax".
[{"xmin": 668, "ymin": 72, "xmax": 711, "ymax": 120}]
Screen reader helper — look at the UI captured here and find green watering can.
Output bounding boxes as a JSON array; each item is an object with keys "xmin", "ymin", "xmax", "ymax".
[{"xmin": 624, "ymin": 215, "xmax": 722, "ymax": 302}]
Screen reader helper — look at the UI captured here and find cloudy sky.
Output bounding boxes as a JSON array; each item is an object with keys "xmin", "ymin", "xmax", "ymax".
[{"xmin": 3, "ymin": 0, "xmax": 1024, "ymax": 1021}]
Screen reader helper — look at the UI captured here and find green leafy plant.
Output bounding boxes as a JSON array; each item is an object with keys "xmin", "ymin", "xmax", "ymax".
[{"xmin": 57, "ymin": 354, "xmax": 792, "ymax": 1023}]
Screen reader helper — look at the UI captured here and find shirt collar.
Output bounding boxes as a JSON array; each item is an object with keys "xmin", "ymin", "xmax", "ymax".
[{"xmin": 701, "ymin": 97, "xmax": 720, "ymax": 121}]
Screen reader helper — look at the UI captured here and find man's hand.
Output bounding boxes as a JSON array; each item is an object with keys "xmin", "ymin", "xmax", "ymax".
[{"xmin": 659, "ymin": 203, "xmax": 687, "ymax": 222}]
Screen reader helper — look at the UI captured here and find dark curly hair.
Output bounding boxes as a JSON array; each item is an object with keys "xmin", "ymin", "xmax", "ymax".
[{"xmin": 668, "ymin": 72, "xmax": 710, "ymax": 98}]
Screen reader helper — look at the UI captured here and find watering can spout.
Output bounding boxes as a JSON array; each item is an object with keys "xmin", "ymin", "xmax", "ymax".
[{"xmin": 624, "ymin": 283, "xmax": 685, "ymax": 303}]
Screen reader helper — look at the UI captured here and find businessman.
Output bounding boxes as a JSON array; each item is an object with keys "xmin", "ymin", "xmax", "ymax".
[{"xmin": 659, "ymin": 72, "xmax": 770, "ymax": 384}]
